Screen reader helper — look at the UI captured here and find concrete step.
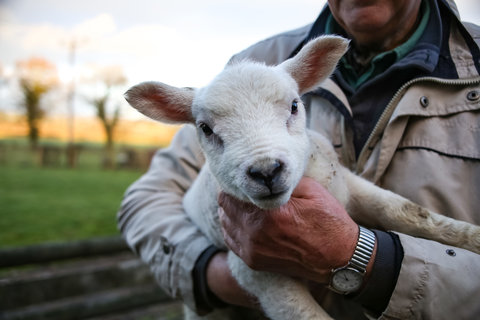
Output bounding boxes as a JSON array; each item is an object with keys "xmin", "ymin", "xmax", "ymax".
[
  {"xmin": 0, "ymin": 284, "xmax": 179, "ymax": 320},
  {"xmin": 85, "ymin": 300, "xmax": 184, "ymax": 320},
  {"xmin": 0, "ymin": 252, "xmax": 155, "ymax": 310},
  {"xmin": 0, "ymin": 236, "xmax": 128, "ymax": 268},
  {"xmin": 0, "ymin": 238, "xmax": 181, "ymax": 319}
]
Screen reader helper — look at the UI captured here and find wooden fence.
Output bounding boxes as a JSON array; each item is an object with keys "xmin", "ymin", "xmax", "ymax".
[
  {"xmin": 0, "ymin": 236, "xmax": 183, "ymax": 320},
  {"xmin": 0, "ymin": 141, "xmax": 158, "ymax": 171}
]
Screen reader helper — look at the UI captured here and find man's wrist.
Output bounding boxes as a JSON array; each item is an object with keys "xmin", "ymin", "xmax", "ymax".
[
  {"xmin": 329, "ymin": 226, "xmax": 377, "ymax": 294},
  {"xmin": 193, "ymin": 245, "xmax": 227, "ymax": 314},
  {"xmin": 352, "ymin": 230, "xmax": 404, "ymax": 316}
]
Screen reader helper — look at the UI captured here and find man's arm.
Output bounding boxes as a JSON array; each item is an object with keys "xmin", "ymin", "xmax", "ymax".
[
  {"xmin": 218, "ymin": 177, "xmax": 480, "ymax": 319},
  {"xmin": 381, "ymin": 233, "xmax": 480, "ymax": 319},
  {"xmin": 117, "ymin": 125, "xmax": 212, "ymax": 312}
]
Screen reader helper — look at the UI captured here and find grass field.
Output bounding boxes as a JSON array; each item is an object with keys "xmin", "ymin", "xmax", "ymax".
[{"xmin": 0, "ymin": 165, "xmax": 143, "ymax": 248}]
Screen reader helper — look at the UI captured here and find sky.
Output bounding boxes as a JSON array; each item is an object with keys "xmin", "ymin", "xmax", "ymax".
[{"xmin": 0, "ymin": 0, "xmax": 479, "ymax": 120}]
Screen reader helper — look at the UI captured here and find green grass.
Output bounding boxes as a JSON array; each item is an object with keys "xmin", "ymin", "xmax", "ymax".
[{"xmin": 0, "ymin": 165, "xmax": 143, "ymax": 248}]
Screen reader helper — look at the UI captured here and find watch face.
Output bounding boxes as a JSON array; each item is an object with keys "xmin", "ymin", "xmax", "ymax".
[{"xmin": 331, "ymin": 268, "xmax": 363, "ymax": 293}]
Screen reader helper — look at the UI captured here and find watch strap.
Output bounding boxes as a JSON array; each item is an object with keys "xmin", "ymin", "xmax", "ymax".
[{"xmin": 350, "ymin": 226, "xmax": 376, "ymax": 273}]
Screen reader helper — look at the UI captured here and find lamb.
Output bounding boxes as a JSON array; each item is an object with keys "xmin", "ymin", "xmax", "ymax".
[{"xmin": 124, "ymin": 36, "xmax": 480, "ymax": 320}]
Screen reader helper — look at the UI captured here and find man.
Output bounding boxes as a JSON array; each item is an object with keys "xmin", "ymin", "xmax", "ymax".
[{"xmin": 118, "ymin": 0, "xmax": 480, "ymax": 318}]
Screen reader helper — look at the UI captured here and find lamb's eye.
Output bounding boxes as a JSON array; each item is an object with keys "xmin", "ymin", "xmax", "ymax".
[
  {"xmin": 199, "ymin": 123, "xmax": 213, "ymax": 136},
  {"xmin": 291, "ymin": 100, "xmax": 298, "ymax": 114}
]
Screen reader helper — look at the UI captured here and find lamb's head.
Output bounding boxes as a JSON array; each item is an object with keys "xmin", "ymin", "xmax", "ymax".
[{"xmin": 125, "ymin": 36, "xmax": 348, "ymax": 209}]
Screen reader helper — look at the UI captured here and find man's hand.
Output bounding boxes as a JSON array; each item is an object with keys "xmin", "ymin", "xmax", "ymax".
[
  {"xmin": 206, "ymin": 251, "xmax": 259, "ymax": 309},
  {"xmin": 218, "ymin": 176, "xmax": 368, "ymax": 284}
]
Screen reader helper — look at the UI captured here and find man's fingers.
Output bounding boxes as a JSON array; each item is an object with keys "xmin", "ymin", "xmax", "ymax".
[
  {"xmin": 218, "ymin": 192, "xmax": 243, "ymax": 218},
  {"xmin": 292, "ymin": 176, "xmax": 328, "ymax": 198},
  {"xmin": 218, "ymin": 206, "xmax": 229, "ymax": 230},
  {"xmin": 218, "ymin": 206, "xmax": 240, "ymax": 254},
  {"xmin": 218, "ymin": 192, "xmax": 260, "ymax": 218},
  {"xmin": 217, "ymin": 192, "xmax": 229, "ymax": 209}
]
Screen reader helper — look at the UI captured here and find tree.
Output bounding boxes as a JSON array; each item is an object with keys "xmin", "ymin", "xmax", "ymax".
[
  {"xmin": 16, "ymin": 58, "xmax": 58, "ymax": 148},
  {"xmin": 91, "ymin": 93, "xmax": 120, "ymax": 152},
  {"xmin": 85, "ymin": 65, "xmax": 126, "ymax": 168}
]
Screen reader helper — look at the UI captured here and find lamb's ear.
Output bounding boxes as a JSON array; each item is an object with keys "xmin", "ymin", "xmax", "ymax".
[
  {"xmin": 280, "ymin": 36, "xmax": 349, "ymax": 94},
  {"xmin": 124, "ymin": 81, "xmax": 195, "ymax": 124}
]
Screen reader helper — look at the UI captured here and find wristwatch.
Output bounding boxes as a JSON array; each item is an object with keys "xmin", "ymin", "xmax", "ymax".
[{"xmin": 329, "ymin": 226, "xmax": 376, "ymax": 295}]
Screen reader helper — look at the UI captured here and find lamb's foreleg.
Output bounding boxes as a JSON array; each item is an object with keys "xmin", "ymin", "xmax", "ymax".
[
  {"xmin": 228, "ymin": 252, "xmax": 332, "ymax": 320},
  {"xmin": 343, "ymin": 170, "xmax": 480, "ymax": 254}
]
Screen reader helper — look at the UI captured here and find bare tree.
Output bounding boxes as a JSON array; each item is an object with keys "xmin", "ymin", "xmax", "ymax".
[
  {"xmin": 16, "ymin": 58, "xmax": 58, "ymax": 148},
  {"xmin": 91, "ymin": 93, "xmax": 120, "ymax": 152},
  {"xmin": 85, "ymin": 65, "xmax": 126, "ymax": 168}
]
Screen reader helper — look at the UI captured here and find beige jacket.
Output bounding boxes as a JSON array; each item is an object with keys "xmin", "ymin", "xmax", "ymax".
[{"xmin": 118, "ymin": 1, "xmax": 480, "ymax": 318}]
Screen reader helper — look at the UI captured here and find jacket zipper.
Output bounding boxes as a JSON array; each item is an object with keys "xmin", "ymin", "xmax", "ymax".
[{"xmin": 354, "ymin": 76, "xmax": 480, "ymax": 174}]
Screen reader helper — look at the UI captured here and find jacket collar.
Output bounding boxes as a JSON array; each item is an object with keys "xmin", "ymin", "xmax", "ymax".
[{"xmin": 300, "ymin": 0, "xmax": 480, "ymax": 81}]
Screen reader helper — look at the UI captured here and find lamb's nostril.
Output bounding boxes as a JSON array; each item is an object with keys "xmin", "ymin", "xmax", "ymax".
[
  {"xmin": 271, "ymin": 161, "xmax": 283, "ymax": 176},
  {"xmin": 247, "ymin": 160, "xmax": 284, "ymax": 191}
]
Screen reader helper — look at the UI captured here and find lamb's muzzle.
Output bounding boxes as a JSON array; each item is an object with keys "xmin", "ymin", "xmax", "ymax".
[{"xmin": 247, "ymin": 159, "xmax": 285, "ymax": 195}]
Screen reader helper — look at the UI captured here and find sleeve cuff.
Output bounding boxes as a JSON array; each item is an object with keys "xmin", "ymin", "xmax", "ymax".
[
  {"xmin": 352, "ymin": 229, "xmax": 404, "ymax": 316},
  {"xmin": 192, "ymin": 245, "xmax": 228, "ymax": 315}
]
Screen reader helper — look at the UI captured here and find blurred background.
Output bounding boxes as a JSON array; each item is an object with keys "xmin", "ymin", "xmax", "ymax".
[
  {"xmin": 0, "ymin": 0, "xmax": 330, "ymax": 248},
  {"xmin": 0, "ymin": 0, "xmax": 478, "ymax": 319}
]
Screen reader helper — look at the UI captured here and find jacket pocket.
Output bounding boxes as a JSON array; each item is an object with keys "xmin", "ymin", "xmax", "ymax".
[
  {"xmin": 380, "ymin": 109, "xmax": 480, "ymax": 224},
  {"xmin": 398, "ymin": 110, "xmax": 480, "ymax": 160}
]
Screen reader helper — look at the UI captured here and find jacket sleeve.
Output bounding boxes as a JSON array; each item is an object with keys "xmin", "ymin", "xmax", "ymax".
[
  {"xmin": 380, "ymin": 233, "xmax": 480, "ymax": 319},
  {"xmin": 117, "ymin": 124, "xmax": 212, "ymax": 311}
]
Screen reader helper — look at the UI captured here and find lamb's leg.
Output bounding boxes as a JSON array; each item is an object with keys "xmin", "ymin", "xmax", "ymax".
[
  {"xmin": 228, "ymin": 252, "xmax": 333, "ymax": 320},
  {"xmin": 343, "ymin": 170, "xmax": 480, "ymax": 254}
]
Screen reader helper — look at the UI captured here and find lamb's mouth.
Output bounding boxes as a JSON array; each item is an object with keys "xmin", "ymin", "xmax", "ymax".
[{"xmin": 252, "ymin": 189, "xmax": 289, "ymax": 202}]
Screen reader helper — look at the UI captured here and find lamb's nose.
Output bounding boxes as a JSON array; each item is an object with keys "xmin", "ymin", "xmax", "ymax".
[{"xmin": 247, "ymin": 160, "xmax": 284, "ymax": 192}]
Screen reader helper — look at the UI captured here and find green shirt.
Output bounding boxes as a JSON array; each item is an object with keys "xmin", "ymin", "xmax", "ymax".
[{"xmin": 326, "ymin": 0, "xmax": 431, "ymax": 89}]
